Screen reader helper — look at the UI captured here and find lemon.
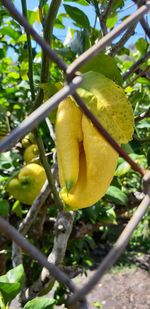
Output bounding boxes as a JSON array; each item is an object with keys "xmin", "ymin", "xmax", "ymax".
[
  {"xmin": 23, "ymin": 144, "xmax": 39, "ymax": 163},
  {"xmin": 56, "ymin": 72, "xmax": 134, "ymax": 210},
  {"xmin": 7, "ymin": 163, "xmax": 46, "ymax": 205}
]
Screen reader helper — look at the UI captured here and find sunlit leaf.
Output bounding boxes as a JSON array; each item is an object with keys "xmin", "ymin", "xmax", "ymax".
[
  {"xmin": 106, "ymin": 13, "xmax": 118, "ymax": 29},
  {"xmin": 24, "ymin": 297, "xmax": 55, "ymax": 309},
  {"xmin": 81, "ymin": 53, "xmax": 123, "ymax": 85}
]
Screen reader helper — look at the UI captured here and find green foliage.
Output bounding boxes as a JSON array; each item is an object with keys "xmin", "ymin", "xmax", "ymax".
[
  {"xmin": 24, "ymin": 297, "xmax": 55, "ymax": 309},
  {"xmin": 0, "ymin": 0, "xmax": 149, "ymax": 307},
  {"xmin": 0, "ymin": 265, "xmax": 25, "ymax": 305}
]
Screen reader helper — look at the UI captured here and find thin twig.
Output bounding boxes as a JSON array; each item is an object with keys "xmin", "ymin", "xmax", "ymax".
[
  {"xmin": 1, "ymin": 0, "xmax": 67, "ymax": 72},
  {"xmin": 73, "ymin": 92, "xmax": 146, "ymax": 176},
  {"xmin": 92, "ymin": 0, "xmax": 107, "ymax": 36},
  {"xmin": 12, "ymin": 181, "xmax": 50, "ymax": 267},
  {"xmin": 66, "ymin": 2, "xmax": 150, "ymax": 79},
  {"xmin": 123, "ymin": 51, "xmax": 150, "ymax": 80},
  {"xmin": 140, "ymin": 17, "xmax": 150, "ymax": 38},
  {"xmin": 21, "ymin": 0, "xmax": 35, "ymax": 100},
  {"xmin": 102, "ymin": 0, "xmax": 114, "ymax": 20},
  {"xmin": 0, "ymin": 217, "xmax": 76, "ymax": 293},
  {"xmin": 0, "ymin": 75, "xmax": 82, "ymax": 152},
  {"xmin": 135, "ymin": 107, "xmax": 150, "ymax": 122},
  {"xmin": 68, "ymin": 172, "xmax": 150, "ymax": 305},
  {"xmin": 110, "ymin": 23, "xmax": 137, "ymax": 56},
  {"xmin": 33, "ymin": 130, "xmax": 63, "ymax": 210},
  {"xmin": 133, "ymin": 0, "xmax": 150, "ymax": 38},
  {"xmin": 34, "ymin": 0, "xmax": 62, "ymax": 110},
  {"xmin": 26, "ymin": 212, "xmax": 75, "ymax": 300}
]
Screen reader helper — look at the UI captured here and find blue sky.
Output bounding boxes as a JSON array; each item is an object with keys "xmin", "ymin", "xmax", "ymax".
[{"xmin": 11, "ymin": 0, "xmax": 149, "ymax": 55}]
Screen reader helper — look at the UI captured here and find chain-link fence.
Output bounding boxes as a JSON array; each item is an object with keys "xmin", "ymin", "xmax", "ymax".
[{"xmin": 0, "ymin": 1, "xmax": 150, "ymax": 308}]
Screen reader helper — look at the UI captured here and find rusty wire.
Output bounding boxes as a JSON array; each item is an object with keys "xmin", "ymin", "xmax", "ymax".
[{"xmin": 0, "ymin": 0, "xmax": 150, "ymax": 307}]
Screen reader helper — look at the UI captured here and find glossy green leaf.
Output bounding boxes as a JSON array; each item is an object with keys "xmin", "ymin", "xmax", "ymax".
[
  {"xmin": 0, "ymin": 264, "xmax": 25, "ymax": 285},
  {"xmin": 136, "ymin": 121, "xmax": 150, "ymax": 129},
  {"xmin": 12, "ymin": 200, "xmax": 22, "ymax": 218},
  {"xmin": 106, "ymin": 186, "xmax": 128, "ymax": 205},
  {"xmin": 106, "ymin": 13, "xmax": 118, "ymax": 29},
  {"xmin": 64, "ymin": 0, "xmax": 89, "ymax": 5},
  {"xmin": 80, "ymin": 53, "xmax": 123, "ymax": 85},
  {"xmin": 0, "ymin": 265, "xmax": 25, "ymax": 305},
  {"xmin": 136, "ymin": 38, "xmax": 148, "ymax": 54},
  {"xmin": 0, "ymin": 282, "xmax": 20, "ymax": 305},
  {"xmin": 0, "ymin": 26, "xmax": 20, "ymax": 40},
  {"xmin": 115, "ymin": 161, "xmax": 130, "ymax": 177},
  {"xmin": 0, "ymin": 200, "xmax": 10, "ymax": 217},
  {"xmin": 24, "ymin": 297, "xmax": 55, "ymax": 309},
  {"xmin": 64, "ymin": 5, "xmax": 90, "ymax": 30}
]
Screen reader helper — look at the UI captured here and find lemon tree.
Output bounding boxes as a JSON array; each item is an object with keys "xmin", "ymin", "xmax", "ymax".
[{"xmin": 0, "ymin": 0, "xmax": 149, "ymax": 307}]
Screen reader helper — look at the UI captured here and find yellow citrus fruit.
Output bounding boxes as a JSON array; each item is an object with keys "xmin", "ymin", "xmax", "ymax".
[
  {"xmin": 56, "ymin": 72, "xmax": 134, "ymax": 210},
  {"xmin": 21, "ymin": 133, "xmax": 35, "ymax": 149},
  {"xmin": 7, "ymin": 163, "xmax": 46, "ymax": 205},
  {"xmin": 23, "ymin": 144, "xmax": 39, "ymax": 163}
]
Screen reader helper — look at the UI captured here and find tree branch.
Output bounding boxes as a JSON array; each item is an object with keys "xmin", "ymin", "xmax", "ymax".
[
  {"xmin": 21, "ymin": 0, "xmax": 35, "ymax": 101},
  {"xmin": 33, "ymin": 130, "xmax": 63, "ymax": 210},
  {"xmin": 0, "ymin": 216, "xmax": 76, "ymax": 293},
  {"xmin": 135, "ymin": 107, "xmax": 150, "ymax": 122},
  {"xmin": 123, "ymin": 51, "xmax": 150, "ymax": 80},
  {"xmin": 110, "ymin": 23, "xmax": 137, "ymax": 56},
  {"xmin": 0, "ymin": 76, "xmax": 82, "ymax": 152},
  {"xmin": 34, "ymin": 0, "xmax": 63, "ymax": 110},
  {"xmin": 133, "ymin": 0, "xmax": 150, "ymax": 39},
  {"xmin": 25, "ymin": 211, "xmax": 75, "ymax": 301},
  {"xmin": 1, "ymin": 0, "xmax": 67, "ymax": 72},
  {"xmin": 66, "ymin": 2, "xmax": 150, "ymax": 79},
  {"xmin": 12, "ymin": 181, "xmax": 50, "ymax": 267}
]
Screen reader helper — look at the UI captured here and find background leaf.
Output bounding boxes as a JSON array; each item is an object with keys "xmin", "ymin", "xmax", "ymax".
[
  {"xmin": 24, "ymin": 297, "xmax": 55, "ymax": 309},
  {"xmin": 106, "ymin": 186, "xmax": 128, "ymax": 206},
  {"xmin": 64, "ymin": 5, "xmax": 90, "ymax": 30}
]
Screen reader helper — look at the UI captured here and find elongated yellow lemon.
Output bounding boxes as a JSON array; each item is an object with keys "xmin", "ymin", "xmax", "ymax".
[
  {"xmin": 56, "ymin": 97, "xmax": 82, "ymax": 191},
  {"xmin": 60, "ymin": 116, "xmax": 118, "ymax": 209},
  {"xmin": 56, "ymin": 72, "xmax": 134, "ymax": 210}
]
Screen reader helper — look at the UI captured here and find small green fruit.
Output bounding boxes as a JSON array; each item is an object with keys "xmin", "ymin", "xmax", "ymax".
[{"xmin": 7, "ymin": 163, "xmax": 46, "ymax": 205}]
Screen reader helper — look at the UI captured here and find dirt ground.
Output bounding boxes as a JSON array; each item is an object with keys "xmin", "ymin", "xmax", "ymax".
[
  {"xmin": 74, "ymin": 267, "xmax": 150, "ymax": 309},
  {"xmin": 11, "ymin": 268, "xmax": 150, "ymax": 309},
  {"xmin": 11, "ymin": 256, "xmax": 150, "ymax": 309}
]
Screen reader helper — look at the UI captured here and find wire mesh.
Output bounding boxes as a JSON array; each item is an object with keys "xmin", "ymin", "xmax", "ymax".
[{"xmin": 0, "ymin": 0, "xmax": 150, "ymax": 308}]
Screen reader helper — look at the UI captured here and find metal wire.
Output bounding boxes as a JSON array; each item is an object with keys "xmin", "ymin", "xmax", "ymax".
[{"xmin": 0, "ymin": 1, "xmax": 150, "ymax": 308}]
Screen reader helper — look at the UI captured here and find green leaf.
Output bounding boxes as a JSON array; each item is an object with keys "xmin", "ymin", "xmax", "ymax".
[
  {"xmin": 0, "ymin": 282, "xmax": 20, "ymax": 305},
  {"xmin": 80, "ymin": 53, "xmax": 123, "ymax": 85},
  {"xmin": 64, "ymin": 0, "xmax": 89, "ymax": 5},
  {"xmin": 0, "ymin": 200, "xmax": 10, "ymax": 217},
  {"xmin": 136, "ymin": 121, "xmax": 150, "ymax": 129},
  {"xmin": 12, "ymin": 200, "xmax": 22, "ymax": 218},
  {"xmin": 106, "ymin": 13, "xmax": 118, "ymax": 29},
  {"xmin": 24, "ymin": 297, "xmax": 55, "ymax": 309},
  {"xmin": 0, "ymin": 26, "xmax": 20, "ymax": 40},
  {"xmin": 115, "ymin": 161, "xmax": 130, "ymax": 177},
  {"xmin": 99, "ymin": 207, "xmax": 117, "ymax": 225},
  {"xmin": 136, "ymin": 38, "xmax": 148, "ymax": 54},
  {"xmin": 0, "ymin": 265, "xmax": 25, "ymax": 305},
  {"xmin": 64, "ymin": 5, "xmax": 90, "ymax": 30},
  {"xmin": 27, "ymin": 10, "xmax": 40, "ymax": 25},
  {"xmin": 0, "ymin": 265, "xmax": 25, "ymax": 285},
  {"xmin": 106, "ymin": 186, "xmax": 128, "ymax": 205}
]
